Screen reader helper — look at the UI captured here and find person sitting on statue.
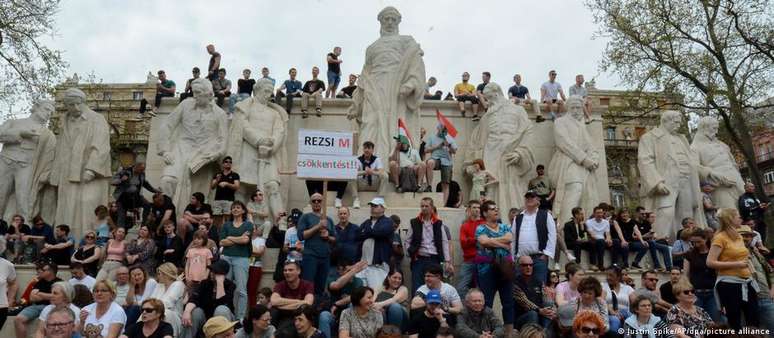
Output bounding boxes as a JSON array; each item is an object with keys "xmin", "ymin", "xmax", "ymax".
[
  {"xmin": 389, "ymin": 135, "xmax": 425, "ymax": 193},
  {"xmin": 568, "ymin": 74, "xmax": 592, "ymax": 123},
  {"xmin": 212, "ymin": 68, "xmax": 232, "ymax": 110},
  {"xmin": 301, "ymin": 66, "xmax": 325, "ymax": 118},
  {"xmin": 276, "ymin": 68, "xmax": 303, "ymax": 113},
  {"xmin": 454, "ymin": 72, "xmax": 480, "ymax": 119},
  {"xmin": 539, "ymin": 70, "xmax": 566, "ymax": 122}
]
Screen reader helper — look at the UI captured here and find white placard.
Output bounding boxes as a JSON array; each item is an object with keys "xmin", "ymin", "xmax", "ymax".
[
  {"xmin": 298, "ymin": 129, "xmax": 354, "ymax": 156},
  {"xmin": 296, "ymin": 154, "xmax": 359, "ymax": 180}
]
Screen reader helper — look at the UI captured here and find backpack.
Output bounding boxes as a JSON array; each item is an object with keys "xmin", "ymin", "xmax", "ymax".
[{"xmin": 399, "ymin": 167, "xmax": 419, "ymax": 192}]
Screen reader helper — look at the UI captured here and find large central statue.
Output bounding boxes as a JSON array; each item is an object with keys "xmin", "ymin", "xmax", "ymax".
[
  {"xmin": 53, "ymin": 88, "xmax": 112, "ymax": 236},
  {"xmin": 158, "ymin": 78, "xmax": 228, "ymax": 215},
  {"xmin": 638, "ymin": 110, "xmax": 706, "ymax": 239},
  {"xmin": 481, "ymin": 83, "xmax": 535, "ymax": 210},
  {"xmin": 229, "ymin": 78, "xmax": 288, "ymax": 223},
  {"xmin": 690, "ymin": 117, "xmax": 745, "ymax": 209},
  {"xmin": 347, "ymin": 6, "xmax": 426, "ymax": 160},
  {"xmin": 548, "ymin": 96, "xmax": 600, "ymax": 224},
  {"xmin": 0, "ymin": 100, "xmax": 56, "ymax": 221}
]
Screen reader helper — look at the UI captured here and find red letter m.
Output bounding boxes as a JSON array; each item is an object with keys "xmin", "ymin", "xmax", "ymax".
[{"xmin": 338, "ymin": 138, "xmax": 350, "ymax": 149}]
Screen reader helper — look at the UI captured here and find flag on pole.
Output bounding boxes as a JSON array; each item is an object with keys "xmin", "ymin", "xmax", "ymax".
[
  {"xmin": 435, "ymin": 109, "xmax": 458, "ymax": 142},
  {"xmin": 397, "ymin": 118, "xmax": 413, "ymax": 147}
]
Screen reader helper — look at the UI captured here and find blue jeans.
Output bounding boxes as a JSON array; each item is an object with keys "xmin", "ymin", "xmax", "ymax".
[
  {"xmin": 514, "ymin": 310, "xmax": 552, "ymax": 329},
  {"xmin": 477, "ymin": 266, "xmax": 514, "ymax": 324},
  {"xmin": 385, "ymin": 303, "xmax": 409, "ymax": 331},
  {"xmin": 608, "ymin": 308, "xmax": 630, "ymax": 333},
  {"xmin": 630, "ymin": 240, "xmax": 672, "ymax": 269},
  {"xmin": 411, "ymin": 256, "xmax": 442, "ymax": 294},
  {"xmin": 611, "ymin": 239, "xmax": 630, "ymax": 267},
  {"xmin": 532, "ymin": 255, "xmax": 549, "ymax": 285},
  {"xmin": 301, "ymin": 254, "xmax": 330, "ymax": 296},
  {"xmin": 319, "ymin": 310, "xmax": 334, "ymax": 338},
  {"xmin": 758, "ymin": 296, "xmax": 774, "ymax": 334},
  {"xmin": 694, "ymin": 289, "xmax": 720, "ymax": 322},
  {"xmin": 591, "ymin": 239, "xmax": 607, "ymax": 268},
  {"xmin": 327, "ymin": 71, "xmax": 341, "ymax": 87},
  {"xmin": 456, "ymin": 262, "xmax": 478, "ymax": 298},
  {"xmin": 227, "ymin": 92, "xmax": 250, "ymax": 113},
  {"xmin": 222, "ymin": 255, "xmax": 249, "ymax": 318}
]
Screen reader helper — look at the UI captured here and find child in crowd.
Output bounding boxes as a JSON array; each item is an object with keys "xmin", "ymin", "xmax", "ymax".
[
  {"xmin": 185, "ymin": 230, "xmax": 213, "ymax": 284},
  {"xmin": 247, "ymin": 190, "xmax": 272, "ymax": 239}
]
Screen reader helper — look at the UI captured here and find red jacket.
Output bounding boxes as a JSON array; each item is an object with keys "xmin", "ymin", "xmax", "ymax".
[{"xmin": 460, "ymin": 218, "xmax": 483, "ymax": 262}]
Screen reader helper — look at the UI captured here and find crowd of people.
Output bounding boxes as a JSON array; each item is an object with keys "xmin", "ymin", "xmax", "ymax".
[{"xmin": 0, "ymin": 43, "xmax": 771, "ymax": 338}]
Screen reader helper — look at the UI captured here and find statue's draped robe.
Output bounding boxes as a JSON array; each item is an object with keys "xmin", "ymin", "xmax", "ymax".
[
  {"xmin": 690, "ymin": 137, "xmax": 745, "ymax": 209},
  {"xmin": 482, "ymin": 101, "xmax": 535, "ymax": 210},
  {"xmin": 52, "ymin": 110, "xmax": 111, "ymax": 237},
  {"xmin": 548, "ymin": 115, "xmax": 600, "ymax": 224},
  {"xmin": 349, "ymin": 35, "xmax": 425, "ymax": 160},
  {"xmin": 159, "ymin": 100, "xmax": 228, "ymax": 216}
]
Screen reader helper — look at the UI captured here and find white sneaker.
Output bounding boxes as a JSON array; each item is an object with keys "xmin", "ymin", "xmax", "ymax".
[
  {"xmin": 554, "ymin": 263, "xmax": 561, "ymax": 271},
  {"xmin": 335, "ymin": 198, "xmax": 342, "ymax": 208},
  {"xmin": 566, "ymin": 251, "xmax": 577, "ymax": 262},
  {"xmin": 353, "ymin": 198, "xmax": 361, "ymax": 209}
]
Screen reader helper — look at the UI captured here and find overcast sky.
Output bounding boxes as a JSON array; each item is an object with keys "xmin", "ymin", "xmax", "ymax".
[{"xmin": 48, "ymin": 0, "xmax": 616, "ymax": 97}]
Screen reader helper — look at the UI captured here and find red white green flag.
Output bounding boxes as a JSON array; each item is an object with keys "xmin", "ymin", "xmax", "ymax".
[
  {"xmin": 397, "ymin": 118, "xmax": 413, "ymax": 147},
  {"xmin": 436, "ymin": 109, "xmax": 458, "ymax": 142}
]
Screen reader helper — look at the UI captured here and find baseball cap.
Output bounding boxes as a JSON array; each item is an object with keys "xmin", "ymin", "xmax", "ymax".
[
  {"xmin": 524, "ymin": 190, "xmax": 538, "ymax": 198},
  {"xmin": 203, "ymin": 316, "xmax": 238, "ymax": 338},
  {"xmin": 426, "ymin": 289, "xmax": 442, "ymax": 305},
  {"xmin": 368, "ymin": 197, "xmax": 386, "ymax": 207}
]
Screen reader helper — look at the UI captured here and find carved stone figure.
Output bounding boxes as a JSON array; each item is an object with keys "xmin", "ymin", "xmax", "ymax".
[
  {"xmin": 690, "ymin": 117, "xmax": 745, "ymax": 209},
  {"xmin": 347, "ymin": 6, "xmax": 426, "ymax": 160},
  {"xmin": 229, "ymin": 78, "xmax": 288, "ymax": 221},
  {"xmin": 638, "ymin": 110, "xmax": 706, "ymax": 239},
  {"xmin": 52, "ymin": 88, "xmax": 112, "ymax": 236},
  {"xmin": 480, "ymin": 83, "xmax": 536, "ymax": 210},
  {"xmin": 158, "ymin": 78, "xmax": 228, "ymax": 215},
  {"xmin": 548, "ymin": 96, "xmax": 600, "ymax": 224},
  {"xmin": 0, "ymin": 100, "xmax": 57, "ymax": 221}
]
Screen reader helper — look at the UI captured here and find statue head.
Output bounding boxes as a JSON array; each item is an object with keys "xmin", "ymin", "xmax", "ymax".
[
  {"xmin": 253, "ymin": 78, "xmax": 275, "ymax": 104},
  {"xmin": 660, "ymin": 110, "xmax": 683, "ymax": 135},
  {"xmin": 63, "ymin": 88, "xmax": 86, "ymax": 117},
  {"xmin": 378, "ymin": 6, "xmax": 401, "ymax": 36},
  {"xmin": 697, "ymin": 116, "xmax": 719, "ymax": 140},
  {"xmin": 31, "ymin": 100, "xmax": 55, "ymax": 122},
  {"xmin": 191, "ymin": 78, "xmax": 214, "ymax": 106},
  {"xmin": 481, "ymin": 82, "xmax": 504, "ymax": 103},
  {"xmin": 566, "ymin": 96, "xmax": 585, "ymax": 121}
]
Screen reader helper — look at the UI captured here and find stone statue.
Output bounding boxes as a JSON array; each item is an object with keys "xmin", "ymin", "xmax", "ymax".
[
  {"xmin": 52, "ymin": 88, "xmax": 112, "ymax": 236},
  {"xmin": 690, "ymin": 117, "xmax": 745, "ymax": 209},
  {"xmin": 347, "ymin": 6, "xmax": 426, "ymax": 160},
  {"xmin": 0, "ymin": 100, "xmax": 57, "ymax": 221},
  {"xmin": 229, "ymin": 78, "xmax": 288, "ymax": 221},
  {"xmin": 638, "ymin": 110, "xmax": 706, "ymax": 239},
  {"xmin": 480, "ymin": 82, "xmax": 535, "ymax": 210},
  {"xmin": 548, "ymin": 96, "xmax": 601, "ymax": 224},
  {"xmin": 158, "ymin": 78, "xmax": 228, "ymax": 215},
  {"xmin": 145, "ymin": 71, "xmax": 159, "ymax": 85}
]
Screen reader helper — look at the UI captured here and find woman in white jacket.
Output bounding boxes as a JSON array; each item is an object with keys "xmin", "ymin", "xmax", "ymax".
[{"xmin": 150, "ymin": 263, "xmax": 186, "ymax": 337}]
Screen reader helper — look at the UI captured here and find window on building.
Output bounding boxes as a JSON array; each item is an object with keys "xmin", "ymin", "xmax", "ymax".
[
  {"xmin": 132, "ymin": 91, "xmax": 144, "ymax": 100},
  {"xmin": 611, "ymin": 190, "xmax": 625, "ymax": 209},
  {"xmin": 764, "ymin": 171, "xmax": 774, "ymax": 184},
  {"xmin": 606, "ymin": 127, "xmax": 616, "ymax": 140},
  {"xmin": 102, "ymin": 92, "xmax": 112, "ymax": 101}
]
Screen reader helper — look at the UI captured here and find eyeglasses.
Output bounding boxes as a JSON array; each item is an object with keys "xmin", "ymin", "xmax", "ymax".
[
  {"xmin": 682, "ymin": 289, "xmax": 695, "ymax": 295},
  {"xmin": 47, "ymin": 321, "xmax": 74, "ymax": 328},
  {"xmin": 85, "ymin": 235, "xmax": 95, "ymax": 239},
  {"xmin": 489, "ymin": 207, "xmax": 499, "ymax": 211},
  {"xmin": 142, "ymin": 308, "xmax": 156, "ymax": 313},
  {"xmin": 580, "ymin": 326, "xmax": 600, "ymax": 334},
  {"xmin": 311, "ymin": 200, "xmax": 322, "ymax": 204}
]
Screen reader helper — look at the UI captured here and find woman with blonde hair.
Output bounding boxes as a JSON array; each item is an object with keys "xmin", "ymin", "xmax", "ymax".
[
  {"xmin": 149, "ymin": 262, "xmax": 185, "ymax": 336},
  {"xmin": 665, "ymin": 278, "xmax": 712, "ymax": 338},
  {"xmin": 706, "ymin": 208, "xmax": 758, "ymax": 330},
  {"xmin": 34, "ymin": 281, "xmax": 81, "ymax": 338},
  {"xmin": 96, "ymin": 227, "xmax": 127, "ymax": 282},
  {"xmin": 80, "ymin": 280, "xmax": 127, "ymax": 338}
]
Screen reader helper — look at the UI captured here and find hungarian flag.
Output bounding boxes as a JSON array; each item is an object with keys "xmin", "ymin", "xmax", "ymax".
[
  {"xmin": 436, "ymin": 109, "xmax": 458, "ymax": 142},
  {"xmin": 397, "ymin": 118, "xmax": 413, "ymax": 147}
]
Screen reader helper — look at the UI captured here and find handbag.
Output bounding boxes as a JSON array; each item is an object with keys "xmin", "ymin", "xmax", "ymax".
[{"xmin": 489, "ymin": 248, "xmax": 515, "ymax": 281}]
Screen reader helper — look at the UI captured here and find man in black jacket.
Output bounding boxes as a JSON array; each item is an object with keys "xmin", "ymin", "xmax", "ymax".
[
  {"xmin": 405, "ymin": 197, "xmax": 453, "ymax": 293},
  {"xmin": 111, "ymin": 159, "xmax": 159, "ymax": 229},
  {"xmin": 512, "ymin": 255, "xmax": 555, "ymax": 330},
  {"xmin": 563, "ymin": 207, "xmax": 593, "ymax": 265},
  {"xmin": 181, "ymin": 259, "xmax": 236, "ymax": 338},
  {"xmin": 739, "ymin": 182, "xmax": 769, "ymax": 242}
]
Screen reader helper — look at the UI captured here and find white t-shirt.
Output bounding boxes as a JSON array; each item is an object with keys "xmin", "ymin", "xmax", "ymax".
[
  {"xmin": 585, "ymin": 218, "xmax": 610, "ymax": 240},
  {"xmin": 251, "ymin": 237, "xmax": 266, "ymax": 268},
  {"xmin": 541, "ymin": 81, "xmax": 563, "ymax": 100},
  {"xmin": 82, "ymin": 302, "xmax": 127, "ymax": 337},
  {"xmin": 0, "ymin": 258, "xmax": 16, "ymax": 308},
  {"xmin": 134, "ymin": 278, "xmax": 158, "ymax": 304},
  {"xmin": 602, "ymin": 282, "xmax": 635, "ymax": 311},
  {"xmin": 40, "ymin": 303, "xmax": 80, "ymax": 322},
  {"xmin": 415, "ymin": 282, "xmax": 461, "ymax": 309},
  {"xmin": 398, "ymin": 149, "xmax": 421, "ymax": 168},
  {"xmin": 69, "ymin": 275, "xmax": 97, "ymax": 291}
]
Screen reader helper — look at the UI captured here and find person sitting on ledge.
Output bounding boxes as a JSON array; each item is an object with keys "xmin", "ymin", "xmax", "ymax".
[
  {"xmin": 154, "ymin": 70, "xmax": 176, "ymax": 112},
  {"xmin": 212, "ymin": 68, "xmax": 232, "ymax": 110},
  {"xmin": 454, "ymin": 72, "xmax": 480, "ymax": 119},
  {"xmin": 424, "ymin": 77, "xmax": 442, "ymax": 100},
  {"xmin": 301, "ymin": 66, "xmax": 325, "ymax": 118},
  {"xmin": 276, "ymin": 68, "xmax": 303, "ymax": 113},
  {"xmin": 337, "ymin": 74, "xmax": 358, "ymax": 98},
  {"xmin": 389, "ymin": 135, "xmax": 425, "ymax": 193},
  {"xmin": 568, "ymin": 74, "xmax": 592, "ymax": 123},
  {"xmin": 539, "ymin": 69, "xmax": 566, "ymax": 122},
  {"xmin": 179, "ymin": 67, "xmax": 200, "ymax": 102},
  {"xmin": 349, "ymin": 141, "xmax": 388, "ymax": 208}
]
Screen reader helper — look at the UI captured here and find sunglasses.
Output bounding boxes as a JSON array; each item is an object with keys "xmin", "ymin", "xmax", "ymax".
[
  {"xmin": 311, "ymin": 200, "xmax": 322, "ymax": 203},
  {"xmin": 682, "ymin": 289, "xmax": 695, "ymax": 295},
  {"xmin": 489, "ymin": 207, "xmax": 499, "ymax": 211},
  {"xmin": 581, "ymin": 326, "xmax": 600, "ymax": 334},
  {"xmin": 142, "ymin": 308, "xmax": 156, "ymax": 313},
  {"xmin": 85, "ymin": 235, "xmax": 95, "ymax": 239}
]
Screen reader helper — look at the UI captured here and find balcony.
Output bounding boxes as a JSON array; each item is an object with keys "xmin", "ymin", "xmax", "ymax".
[
  {"xmin": 604, "ymin": 138, "xmax": 638, "ymax": 148},
  {"xmin": 757, "ymin": 151, "xmax": 774, "ymax": 163}
]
